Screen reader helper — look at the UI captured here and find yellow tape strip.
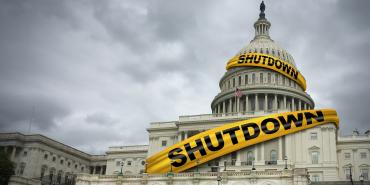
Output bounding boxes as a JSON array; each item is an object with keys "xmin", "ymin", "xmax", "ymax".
[
  {"xmin": 226, "ymin": 53, "xmax": 307, "ymax": 91},
  {"xmin": 146, "ymin": 109, "xmax": 339, "ymax": 174}
]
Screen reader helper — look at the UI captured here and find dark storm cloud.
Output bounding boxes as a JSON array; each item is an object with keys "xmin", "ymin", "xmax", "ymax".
[
  {"xmin": 0, "ymin": 0, "xmax": 369, "ymax": 154},
  {"xmin": 0, "ymin": 90, "xmax": 70, "ymax": 131}
]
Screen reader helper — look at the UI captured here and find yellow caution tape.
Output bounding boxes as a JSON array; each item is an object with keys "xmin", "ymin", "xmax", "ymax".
[
  {"xmin": 146, "ymin": 109, "xmax": 339, "ymax": 173},
  {"xmin": 226, "ymin": 53, "xmax": 307, "ymax": 91}
]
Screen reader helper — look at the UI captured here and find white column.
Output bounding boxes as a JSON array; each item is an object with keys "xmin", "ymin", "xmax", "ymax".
[
  {"xmin": 292, "ymin": 98, "xmax": 295, "ymax": 111},
  {"xmin": 283, "ymin": 96, "xmax": 287, "ymax": 109},
  {"xmin": 11, "ymin": 146, "xmax": 16, "ymax": 161},
  {"xmin": 255, "ymin": 94, "xmax": 259, "ymax": 111},
  {"xmin": 229, "ymin": 98, "xmax": 232, "ymax": 113},
  {"xmin": 274, "ymin": 94, "xmax": 278, "ymax": 110},
  {"xmin": 298, "ymin": 100, "xmax": 302, "ymax": 111},
  {"xmin": 304, "ymin": 103, "xmax": 307, "ymax": 110},
  {"xmin": 217, "ymin": 104, "xmax": 221, "ymax": 114},
  {"xmin": 223, "ymin": 101, "xmax": 226, "ymax": 115},
  {"xmin": 278, "ymin": 137, "xmax": 283, "ymax": 160},
  {"xmin": 264, "ymin": 94, "xmax": 268, "ymax": 111},
  {"xmin": 245, "ymin": 95, "xmax": 249, "ymax": 112},
  {"xmin": 261, "ymin": 143, "xmax": 265, "ymax": 162},
  {"xmin": 236, "ymin": 151, "xmax": 241, "ymax": 166},
  {"xmin": 237, "ymin": 97, "xmax": 240, "ymax": 113}
]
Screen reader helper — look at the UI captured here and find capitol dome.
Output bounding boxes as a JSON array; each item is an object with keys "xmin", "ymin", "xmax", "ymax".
[
  {"xmin": 211, "ymin": 1, "xmax": 314, "ymax": 116},
  {"xmin": 235, "ymin": 1, "xmax": 296, "ymax": 67}
]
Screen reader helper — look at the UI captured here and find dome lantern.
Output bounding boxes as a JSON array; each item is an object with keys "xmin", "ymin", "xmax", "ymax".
[{"xmin": 253, "ymin": 1, "xmax": 271, "ymax": 41}]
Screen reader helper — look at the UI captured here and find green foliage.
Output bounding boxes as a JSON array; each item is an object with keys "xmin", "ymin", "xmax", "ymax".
[{"xmin": 0, "ymin": 150, "xmax": 15, "ymax": 185}]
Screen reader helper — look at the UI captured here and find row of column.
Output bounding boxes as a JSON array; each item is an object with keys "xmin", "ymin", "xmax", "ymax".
[
  {"xmin": 90, "ymin": 165, "xmax": 106, "ymax": 175},
  {"xmin": 213, "ymin": 93, "xmax": 311, "ymax": 114}
]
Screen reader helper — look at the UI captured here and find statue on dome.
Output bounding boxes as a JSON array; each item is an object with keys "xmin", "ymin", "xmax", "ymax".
[{"xmin": 259, "ymin": 1, "xmax": 266, "ymax": 19}]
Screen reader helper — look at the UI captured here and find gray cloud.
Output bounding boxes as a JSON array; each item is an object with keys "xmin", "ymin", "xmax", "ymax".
[{"xmin": 0, "ymin": 0, "xmax": 369, "ymax": 154}]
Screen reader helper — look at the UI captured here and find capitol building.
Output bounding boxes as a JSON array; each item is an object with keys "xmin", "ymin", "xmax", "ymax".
[{"xmin": 1, "ymin": 2, "xmax": 370, "ymax": 185}]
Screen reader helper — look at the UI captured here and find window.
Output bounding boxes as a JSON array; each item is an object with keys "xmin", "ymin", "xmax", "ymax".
[
  {"xmin": 52, "ymin": 157, "xmax": 56, "ymax": 162},
  {"xmin": 275, "ymin": 74, "xmax": 278, "ymax": 84},
  {"xmin": 270, "ymin": 150, "xmax": 277, "ymax": 161},
  {"xmin": 68, "ymin": 162, "xmax": 71, "ymax": 167},
  {"xmin": 162, "ymin": 140, "xmax": 167, "ymax": 147},
  {"xmin": 311, "ymin": 151, "xmax": 319, "ymax": 164},
  {"xmin": 345, "ymin": 168, "xmax": 351, "ymax": 180},
  {"xmin": 266, "ymin": 48, "xmax": 269, "ymax": 54},
  {"xmin": 41, "ymin": 165, "xmax": 47, "ymax": 178},
  {"xmin": 141, "ymin": 161, "xmax": 146, "ymax": 165},
  {"xmin": 75, "ymin": 164, "xmax": 78, "ymax": 169},
  {"xmin": 233, "ymin": 78, "xmax": 235, "ymax": 87},
  {"xmin": 311, "ymin": 175, "xmax": 320, "ymax": 182},
  {"xmin": 44, "ymin": 154, "xmax": 48, "ymax": 160},
  {"xmin": 231, "ymin": 152, "xmax": 237, "ymax": 165},
  {"xmin": 360, "ymin": 152, "xmax": 367, "ymax": 159},
  {"xmin": 127, "ymin": 161, "xmax": 132, "ymax": 166},
  {"xmin": 81, "ymin": 167, "xmax": 84, "ymax": 171},
  {"xmin": 361, "ymin": 169, "xmax": 369, "ymax": 180},
  {"xmin": 23, "ymin": 151, "xmax": 27, "ymax": 157},
  {"xmin": 344, "ymin": 153, "xmax": 351, "ymax": 159},
  {"xmin": 268, "ymin": 73, "xmax": 271, "ymax": 83},
  {"xmin": 60, "ymin": 160, "xmax": 64, "ymax": 165},
  {"xmin": 310, "ymin": 132, "xmax": 318, "ymax": 140},
  {"xmin": 247, "ymin": 151, "xmax": 254, "ymax": 165},
  {"xmin": 228, "ymin": 81, "xmax": 230, "ymax": 88},
  {"xmin": 19, "ymin": 163, "xmax": 26, "ymax": 175},
  {"xmin": 260, "ymin": 73, "xmax": 263, "ymax": 84},
  {"xmin": 238, "ymin": 76, "xmax": 241, "ymax": 86},
  {"xmin": 245, "ymin": 75, "xmax": 248, "ymax": 85},
  {"xmin": 252, "ymin": 74, "xmax": 256, "ymax": 84}
]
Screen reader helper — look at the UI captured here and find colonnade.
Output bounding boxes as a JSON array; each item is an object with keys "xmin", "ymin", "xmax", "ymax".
[{"xmin": 212, "ymin": 93, "xmax": 311, "ymax": 115}]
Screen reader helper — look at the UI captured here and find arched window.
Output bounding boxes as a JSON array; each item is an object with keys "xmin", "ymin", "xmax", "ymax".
[
  {"xmin": 57, "ymin": 170, "xmax": 63, "ymax": 184},
  {"xmin": 49, "ymin": 168, "xmax": 56, "ymax": 181},
  {"xmin": 41, "ymin": 165, "xmax": 47, "ymax": 178},
  {"xmin": 238, "ymin": 76, "xmax": 242, "ymax": 86},
  {"xmin": 252, "ymin": 74, "xmax": 256, "ymax": 84},
  {"xmin": 19, "ymin": 162, "xmax": 26, "ymax": 175},
  {"xmin": 268, "ymin": 73, "xmax": 271, "ymax": 83},
  {"xmin": 270, "ymin": 150, "xmax": 277, "ymax": 162},
  {"xmin": 233, "ymin": 78, "xmax": 235, "ymax": 87},
  {"xmin": 245, "ymin": 75, "xmax": 248, "ymax": 85}
]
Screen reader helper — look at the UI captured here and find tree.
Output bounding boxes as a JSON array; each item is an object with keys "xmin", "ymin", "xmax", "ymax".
[{"xmin": 0, "ymin": 150, "xmax": 15, "ymax": 185}]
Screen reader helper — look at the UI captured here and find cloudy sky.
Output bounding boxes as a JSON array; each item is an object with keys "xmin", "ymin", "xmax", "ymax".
[{"xmin": 0, "ymin": 0, "xmax": 369, "ymax": 154}]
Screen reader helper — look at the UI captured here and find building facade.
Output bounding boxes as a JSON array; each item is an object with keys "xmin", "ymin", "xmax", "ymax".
[{"xmin": 1, "ymin": 2, "xmax": 370, "ymax": 185}]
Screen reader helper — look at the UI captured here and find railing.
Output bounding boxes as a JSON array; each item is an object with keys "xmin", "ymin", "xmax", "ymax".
[
  {"xmin": 241, "ymin": 161, "xmax": 253, "ymax": 166},
  {"xmin": 77, "ymin": 170, "xmax": 290, "ymax": 181},
  {"xmin": 179, "ymin": 110, "xmax": 290, "ymax": 121}
]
